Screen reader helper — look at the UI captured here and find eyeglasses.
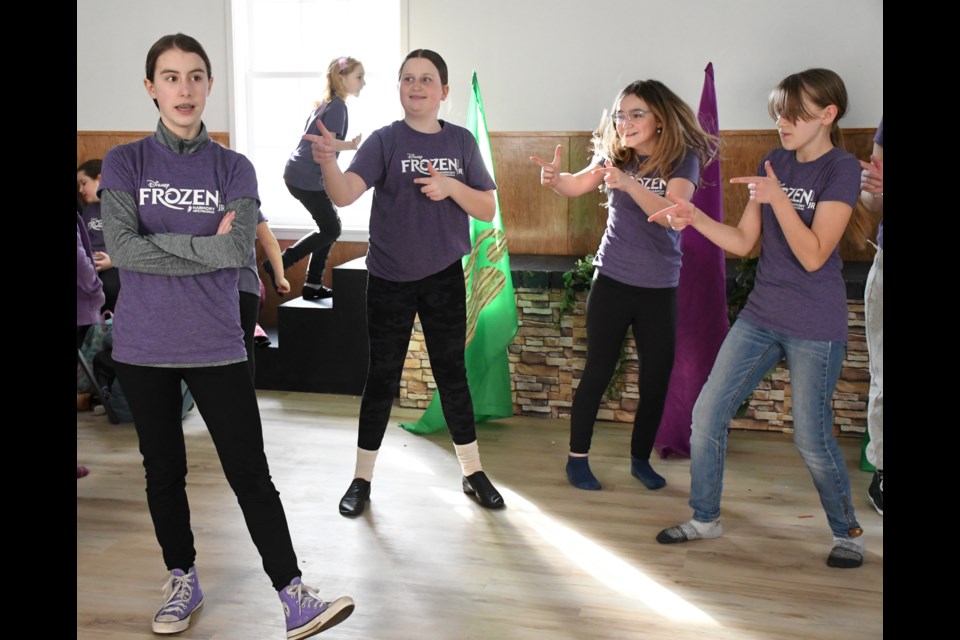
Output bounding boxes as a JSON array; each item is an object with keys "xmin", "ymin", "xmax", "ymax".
[{"xmin": 612, "ymin": 109, "xmax": 651, "ymax": 124}]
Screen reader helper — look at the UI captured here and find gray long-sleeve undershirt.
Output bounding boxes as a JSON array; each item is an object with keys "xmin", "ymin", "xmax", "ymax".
[{"xmin": 101, "ymin": 121, "xmax": 258, "ymax": 276}]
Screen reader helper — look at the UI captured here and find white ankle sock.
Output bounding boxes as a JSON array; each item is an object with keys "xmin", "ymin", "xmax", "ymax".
[
  {"xmin": 354, "ymin": 447, "xmax": 379, "ymax": 481},
  {"xmin": 689, "ymin": 518, "xmax": 723, "ymax": 538},
  {"xmin": 454, "ymin": 441, "xmax": 482, "ymax": 476}
]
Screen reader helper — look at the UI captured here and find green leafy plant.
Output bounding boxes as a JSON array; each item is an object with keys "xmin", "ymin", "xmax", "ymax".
[
  {"xmin": 727, "ymin": 256, "xmax": 759, "ymax": 325},
  {"xmin": 560, "ymin": 254, "xmax": 596, "ymax": 316}
]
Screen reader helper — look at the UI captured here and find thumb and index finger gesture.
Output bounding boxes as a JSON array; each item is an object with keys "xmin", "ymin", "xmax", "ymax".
[
  {"xmin": 730, "ymin": 160, "xmax": 782, "ymax": 204},
  {"xmin": 530, "ymin": 144, "xmax": 563, "ymax": 187},
  {"xmin": 303, "ymin": 121, "xmax": 338, "ymax": 165},
  {"xmin": 413, "ymin": 161, "xmax": 451, "ymax": 201}
]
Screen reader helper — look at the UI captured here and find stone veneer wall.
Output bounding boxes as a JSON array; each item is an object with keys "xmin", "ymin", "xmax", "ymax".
[{"xmin": 399, "ymin": 288, "xmax": 869, "ymax": 438}]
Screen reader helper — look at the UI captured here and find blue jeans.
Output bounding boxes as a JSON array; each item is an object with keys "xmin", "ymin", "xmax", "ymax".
[{"xmin": 689, "ymin": 319, "xmax": 861, "ymax": 538}]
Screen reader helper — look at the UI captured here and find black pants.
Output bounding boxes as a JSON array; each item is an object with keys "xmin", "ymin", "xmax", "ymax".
[
  {"xmin": 115, "ymin": 361, "xmax": 300, "ymax": 591},
  {"xmin": 98, "ymin": 267, "xmax": 121, "ymax": 314},
  {"xmin": 284, "ymin": 183, "xmax": 342, "ymax": 285},
  {"xmin": 569, "ymin": 273, "xmax": 677, "ymax": 460},
  {"xmin": 239, "ymin": 291, "xmax": 260, "ymax": 381},
  {"xmin": 358, "ymin": 261, "xmax": 476, "ymax": 450}
]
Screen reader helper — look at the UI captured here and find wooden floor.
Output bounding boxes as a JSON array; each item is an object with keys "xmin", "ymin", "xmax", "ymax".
[{"xmin": 77, "ymin": 391, "xmax": 883, "ymax": 640}]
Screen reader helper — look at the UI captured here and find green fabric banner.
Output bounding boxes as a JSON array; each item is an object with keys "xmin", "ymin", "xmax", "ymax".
[{"xmin": 400, "ymin": 72, "xmax": 518, "ymax": 434}]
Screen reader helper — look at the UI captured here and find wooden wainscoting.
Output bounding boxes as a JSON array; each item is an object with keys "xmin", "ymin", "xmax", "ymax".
[
  {"xmin": 492, "ymin": 128, "xmax": 880, "ymax": 262},
  {"xmin": 77, "ymin": 127, "xmax": 880, "ymax": 270}
]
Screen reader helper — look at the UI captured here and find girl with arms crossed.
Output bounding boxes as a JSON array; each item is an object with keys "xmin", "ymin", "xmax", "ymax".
[{"xmin": 100, "ymin": 33, "xmax": 355, "ymax": 637}]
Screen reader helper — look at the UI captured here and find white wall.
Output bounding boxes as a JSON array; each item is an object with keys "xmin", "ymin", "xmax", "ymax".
[
  {"xmin": 406, "ymin": 0, "xmax": 884, "ymax": 131},
  {"xmin": 76, "ymin": 0, "xmax": 230, "ymax": 131},
  {"xmin": 77, "ymin": 0, "xmax": 883, "ymax": 133}
]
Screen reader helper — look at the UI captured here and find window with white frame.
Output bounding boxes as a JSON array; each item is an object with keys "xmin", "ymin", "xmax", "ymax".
[{"xmin": 230, "ymin": 0, "xmax": 403, "ymax": 239}]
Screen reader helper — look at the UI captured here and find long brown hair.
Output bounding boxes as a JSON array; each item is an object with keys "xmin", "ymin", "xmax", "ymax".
[{"xmin": 592, "ymin": 79, "xmax": 718, "ymax": 183}]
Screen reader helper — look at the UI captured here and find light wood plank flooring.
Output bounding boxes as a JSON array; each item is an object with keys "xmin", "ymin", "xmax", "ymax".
[{"xmin": 78, "ymin": 391, "xmax": 882, "ymax": 639}]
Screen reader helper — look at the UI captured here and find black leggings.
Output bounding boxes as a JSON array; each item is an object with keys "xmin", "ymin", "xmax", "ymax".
[
  {"xmin": 569, "ymin": 273, "xmax": 677, "ymax": 460},
  {"xmin": 239, "ymin": 291, "xmax": 260, "ymax": 381},
  {"xmin": 115, "ymin": 361, "xmax": 300, "ymax": 591},
  {"xmin": 357, "ymin": 261, "xmax": 476, "ymax": 450},
  {"xmin": 284, "ymin": 183, "xmax": 342, "ymax": 285}
]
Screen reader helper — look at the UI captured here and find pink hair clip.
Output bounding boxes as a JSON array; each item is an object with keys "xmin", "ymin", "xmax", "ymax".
[{"xmin": 338, "ymin": 57, "xmax": 348, "ymax": 71}]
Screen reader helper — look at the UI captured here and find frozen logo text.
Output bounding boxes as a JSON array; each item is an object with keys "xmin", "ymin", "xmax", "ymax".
[
  {"xmin": 400, "ymin": 154, "xmax": 463, "ymax": 176},
  {"xmin": 781, "ymin": 184, "xmax": 816, "ymax": 211},
  {"xmin": 139, "ymin": 180, "xmax": 223, "ymax": 214}
]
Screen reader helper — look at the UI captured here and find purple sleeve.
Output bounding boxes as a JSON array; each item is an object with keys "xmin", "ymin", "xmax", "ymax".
[
  {"xmin": 461, "ymin": 130, "xmax": 496, "ymax": 191},
  {"xmin": 99, "ymin": 145, "xmax": 134, "ymax": 196},
  {"xmin": 319, "ymin": 99, "xmax": 349, "ymax": 140},
  {"xmin": 671, "ymin": 151, "xmax": 701, "ymax": 187},
  {"xmin": 874, "ymin": 118, "xmax": 883, "ymax": 146},
  {"xmin": 306, "ymin": 99, "xmax": 348, "ymax": 141},
  {"xmin": 818, "ymin": 155, "xmax": 862, "ymax": 208},
  {"xmin": 223, "ymin": 153, "xmax": 260, "ymax": 206},
  {"xmin": 346, "ymin": 128, "xmax": 385, "ymax": 189},
  {"xmin": 77, "ymin": 219, "xmax": 104, "ymax": 298}
]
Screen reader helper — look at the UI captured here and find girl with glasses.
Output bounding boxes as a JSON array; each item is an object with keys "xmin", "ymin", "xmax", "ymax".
[{"xmin": 530, "ymin": 80, "xmax": 717, "ymax": 492}]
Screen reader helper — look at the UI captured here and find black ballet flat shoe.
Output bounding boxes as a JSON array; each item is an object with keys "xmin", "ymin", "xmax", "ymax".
[
  {"xmin": 338, "ymin": 478, "xmax": 371, "ymax": 517},
  {"xmin": 302, "ymin": 284, "xmax": 333, "ymax": 300},
  {"xmin": 262, "ymin": 260, "xmax": 284, "ymax": 297},
  {"xmin": 462, "ymin": 471, "xmax": 505, "ymax": 509}
]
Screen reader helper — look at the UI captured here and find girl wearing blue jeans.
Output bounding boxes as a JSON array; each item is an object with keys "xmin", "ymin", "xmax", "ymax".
[{"xmin": 651, "ymin": 68, "xmax": 871, "ymax": 568}]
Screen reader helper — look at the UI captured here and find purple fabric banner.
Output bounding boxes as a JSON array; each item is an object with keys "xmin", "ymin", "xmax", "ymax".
[{"xmin": 654, "ymin": 63, "xmax": 729, "ymax": 458}]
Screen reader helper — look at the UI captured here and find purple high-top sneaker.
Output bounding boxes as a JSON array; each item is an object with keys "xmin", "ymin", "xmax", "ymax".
[
  {"xmin": 152, "ymin": 566, "xmax": 204, "ymax": 634},
  {"xmin": 279, "ymin": 577, "xmax": 354, "ymax": 639}
]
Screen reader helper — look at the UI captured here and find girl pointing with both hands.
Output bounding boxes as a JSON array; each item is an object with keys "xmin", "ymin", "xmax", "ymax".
[
  {"xmin": 652, "ymin": 68, "xmax": 869, "ymax": 569},
  {"xmin": 305, "ymin": 49, "xmax": 506, "ymax": 518},
  {"xmin": 531, "ymin": 80, "xmax": 717, "ymax": 493}
]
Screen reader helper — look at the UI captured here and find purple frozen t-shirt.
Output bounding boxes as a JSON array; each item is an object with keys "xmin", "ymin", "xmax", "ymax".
[
  {"xmin": 875, "ymin": 118, "xmax": 883, "ymax": 249},
  {"xmin": 81, "ymin": 202, "xmax": 106, "ymax": 253},
  {"xmin": 100, "ymin": 136, "xmax": 259, "ymax": 366},
  {"xmin": 738, "ymin": 146, "xmax": 861, "ymax": 342},
  {"xmin": 284, "ymin": 97, "xmax": 349, "ymax": 192},
  {"xmin": 239, "ymin": 209, "xmax": 268, "ymax": 296},
  {"xmin": 593, "ymin": 152, "xmax": 700, "ymax": 288},
  {"xmin": 347, "ymin": 119, "xmax": 496, "ymax": 282}
]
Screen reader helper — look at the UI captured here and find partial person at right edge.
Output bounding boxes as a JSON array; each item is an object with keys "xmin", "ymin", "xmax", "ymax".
[
  {"xmin": 859, "ymin": 118, "xmax": 883, "ymax": 517},
  {"xmin": 276, "ymin": 56, "xmax": 365, "ymax": 300}
]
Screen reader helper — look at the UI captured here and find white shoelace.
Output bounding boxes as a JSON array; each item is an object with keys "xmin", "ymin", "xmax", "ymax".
[
  {"xmin": 286, "ymin": 581, "xmax": 326, "ymax": 614},
  {"xmin": 158, "ymin": 572, "xmax": 195, "ymax": 616}
]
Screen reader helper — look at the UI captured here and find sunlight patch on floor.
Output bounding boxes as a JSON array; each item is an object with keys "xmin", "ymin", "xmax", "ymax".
[{"xmin": 498, "ymin": 487, "xmax": 719, "ymax": 626}]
